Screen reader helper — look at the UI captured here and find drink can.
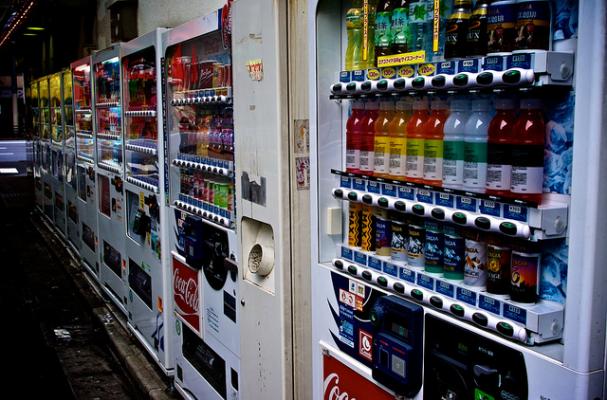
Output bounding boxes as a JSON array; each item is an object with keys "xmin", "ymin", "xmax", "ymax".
[
  {"xmin": 212, "ymin": 63, "xmax": 222, "ymax": 88},
  {"xmin": 360, "ymin": 205, "xmax": 376, "ymax": 252},
  {"xmin": 224, "ymin": 64, "xmax": 232, "ymax": 87},
  {"xmin": 406, "ymin": 215, "xmax": 425, "ymax": 268},
  {"xmin": 216, "ymin": 63, "xmax": 225, "ymax": 87},
  {"xmin": 486, "ymin": 240, "xmax": 511, "ymax": 295},
  {"xmin": 374, "ymin": 208, "xmax": 391, "ymax": 257},
  {"xmin": 514, "ymin": 0, "xmax": 551, "ymax": 51},
  {"xmin": 510, "ymin": 249, "xmax": 540, "ymax": 303},
  {"xmin": 348, "ymin": 203, "xmax": 362, "ymax": 247},
  {"xmin": 390, "ymin": 213, "xmax": 407, "ymax": 262},
  {"xmin": 443, "ymin": 224, "xmax": 465, "ymax": 280},
  {"xmin": 464, "ymin": 230, "xmax": 488, "ymax": 287},
  {"xmin": 424, "ymin": 220, "xmax": 443, "ymax": 274}
]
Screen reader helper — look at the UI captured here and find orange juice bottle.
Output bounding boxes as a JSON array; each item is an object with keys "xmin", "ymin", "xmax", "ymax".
[
  {"xmin": 405, "ymin": 97, "xmax": 429, "ymax": 184},
  {"xmin": 423, "ymin": 98, "xmax": 449, "ymax": 186},
  {"xmin": 387, "ymin": 97, "xmax": 411, "ymax": 180},
  {"xmin": 373, "ymin": 100, "xmax": 395, "ymax": 178}
]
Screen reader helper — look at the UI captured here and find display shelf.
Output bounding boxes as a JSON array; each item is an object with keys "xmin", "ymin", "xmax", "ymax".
[
  {"xmin": 172, "ymin": 156, "xmax": 233, "ymax": 177},
  {"xmin": 331, "ymin": 243, "xmax": 564, "ymax": 345},
  {"xmin": 98, "ymin": 161, "xmax": 121, "ymax": 174},
  {"xmin": 77, "ymin": 154, "xmax": 94, "ymax": 164},
  {"xmin": 171, "ymin": 87, "xmax": 233, "ymax": 106},
  {"xmin": 77, "ymin": 131, "xmax": 93, "ymax": 139},
  {"xmin": 95, "ymin": 101, "xmax": 120, "ymax": 108},
  {"xmin": 125, "ymin": 143, "xmax": 157, "ymax": 155},
  {"xmin": 174, "ymin": 195, "xmax": 233, "ymax": 229},
  {"xmin": 126, "ymin": 175, "xmax": 159, "ymax": 193},
  {"xmin": 124, "ymin": 110, "xmax": 157, "ymax": 117},
  {"xmin": 330, "ymin": 51, "xmax": 574, "ymax": 99},
  {"xmin": 96, "ymin": 133, "xmax": 122, "ymax": 141},
  {"xmin": 332, "ymin": 171, "xmax": 568, "ymax": 241}
]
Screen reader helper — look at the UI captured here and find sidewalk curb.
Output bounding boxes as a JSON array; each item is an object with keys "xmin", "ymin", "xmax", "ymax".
[{"xmin": 33, "ymin": 212, "xmax": 176, "ymax": 400}]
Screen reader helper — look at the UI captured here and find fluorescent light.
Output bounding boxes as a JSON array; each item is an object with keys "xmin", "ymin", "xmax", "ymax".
[{"xmin": 26, "ymin": 26, "xmax": 44, "ymax": 31}]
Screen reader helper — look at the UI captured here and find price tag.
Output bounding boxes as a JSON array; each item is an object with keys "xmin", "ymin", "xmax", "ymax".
[
  {"xmin": 456, "ymin": 287, "xmax": 477, "ymax": 306},
  {"xmin": 417, "ymin": 274, "xmax": 435, "ymax": 290},
  {"xmin": 436, "ymin": 280, "xmax": 455, "ymax": 298},
  {"xmin": 503, "ymin": 303, "xmax": 527, "ymax": 325}
]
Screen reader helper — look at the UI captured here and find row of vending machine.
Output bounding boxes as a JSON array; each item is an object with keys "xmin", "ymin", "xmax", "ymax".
[
  {"xmin": 30, "ymin": 8, "xmax": 250, "ymax": 400},
  {"xmin": 27, "ymin": 0, "xmax": 607, "ymax": 399}
]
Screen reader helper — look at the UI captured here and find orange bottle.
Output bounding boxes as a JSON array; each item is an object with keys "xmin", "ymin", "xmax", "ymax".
[
  {"xmin": 387, "ymin": 97, "xmax": 411, "ymax": 180},
  {"xmin": 423, "ymin": 98, "xmax": 449, "ymax": 186},
  {"xmin": 405, "ymin": 97, "xmax": 429, "ymax": 184},
  {"xmin": 373, "ymin": 100, "xmax": 395, "ymax": 178}
]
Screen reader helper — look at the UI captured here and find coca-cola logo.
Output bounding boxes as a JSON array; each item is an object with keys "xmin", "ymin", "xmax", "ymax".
[
  {"xmin": 323, "ymin": 373, "xmax": 357, "ymax": 400},
  {"xmin": 173, "ymin": 267, "xmax": 199, "ymax": 314},
  {"xmin": 322, "ymin": 354, "xmax": 393, "ymax": 400}
]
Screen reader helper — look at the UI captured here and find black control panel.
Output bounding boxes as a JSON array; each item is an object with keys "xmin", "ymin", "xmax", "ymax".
[
  {"xmin": 370, "ymin": 296, "xmax": 423, "ymax": 398},
  {"xmin": 424, "ymin": 314, "xmax": 528, "ymax": 400}
]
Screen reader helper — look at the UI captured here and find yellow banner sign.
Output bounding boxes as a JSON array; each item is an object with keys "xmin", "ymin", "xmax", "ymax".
[{"xmin": 377, "ymin": 50, "xmax": 426, "ymax": 68}]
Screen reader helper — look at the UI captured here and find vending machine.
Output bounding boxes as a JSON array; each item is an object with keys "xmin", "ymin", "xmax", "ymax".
[
  {"xmin": 120, "ymin": 28, "xmax": 175, "ymax": 374},
  {"xmin": 163, "ymin": 11, "xmax": 240, "ymax": 398},
  {"xmin": 39, "ymin": 76, "xmax": 53, "ymax": 220},
  {"xmin": 93, "ymin": 44, "xmax": 128, "ymax": 313},
  {"xmin": 63, "ymin": 68, "xmax": 81, "ymax": 252},
  {"xmin": 72, "ymin": 56, "xmax": 99, "ymax": 278},
  {"xmin": 310, "ymin": 0, "xmax": 606, "ymax": 399},
  {"xmin": 49, "ymin": 72, "xmax": 67, "ymax": 236},
  {"xmin": 30, "ymin": 79, "xmax": 44, "ymax": 212}
]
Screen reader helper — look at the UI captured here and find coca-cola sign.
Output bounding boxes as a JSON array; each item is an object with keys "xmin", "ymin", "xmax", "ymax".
[
  {"xmin": 323, "ymin": 353, "xmax": 393, "ymax": 400},
  {"xmin": 173, "ymin": 257, "xmax": 200, "ymax": 333}
]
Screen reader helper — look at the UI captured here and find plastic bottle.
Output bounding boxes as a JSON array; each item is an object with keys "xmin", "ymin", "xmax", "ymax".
[
  {"xmin": 423, "ymin": 97, "xmax": 449, "ymax": 186},
  {"xmin": 466, "ymin": 0, "xmax": 490, "ymax": 56},
  {"xmin": 442, "ymin": 97, "xmax": 469, "ymax": 189},
  {"xmin": 345, "ymin": 0, "xmax": 364, "ymax": 71},
  {"xmin": 408, "ymin": 0, "xmax": 433, "ymax": 54},
  {"xmin": 373, "ymin": 100, "xmax": 395, "ymax": 178},
  {"xmin": 387, "ymin": 98, "xmax": 411, "ymax": 179},
  {"xmin": 486, "ymin": 97, "xmax": 517, "ymax": 197},
  {"xmin": 445, "ymin": 0, "xmax": 472, "ymax": 59},
  {"xmin": 510, "ymin": 98, "xmax": 545, "ymax": 204},
  {"xmin": 390, "ymin": 0, "xmax": 410, "ymax": 54},
  {"xmin": 360, "ymin": 100, "xmax": 379, "ymax": 176},
  {"xmin": 463, "ymin": 98, "xmax": 492, "ymax": 193},
  {"xmin": 375, "ymin": 0, "xmax": 394, "ymax": 60},
  {"xmin": 346, "ymin": 101, "xmax": 366, "ymax": 174},
  {"xmin": 406, "ymin": 97, "xmax": 428, "ymax": 183}
]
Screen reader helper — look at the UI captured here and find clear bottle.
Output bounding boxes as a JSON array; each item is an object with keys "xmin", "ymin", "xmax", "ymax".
[
  {"xmin": 360, "ymin": 100, "xmax": 379, "ymax": 176},
  {"xmin": 374, "ymin": 100, "xmax": 395, "ymax": 178},
  {"xmin": 423, "ymin": 97, "xmax": 449, "ymax": 186},
  {"xmin": 405, "ymin": 97, "xmax": 428, "ymax": 183},
  {"xmin": 486, "ymin": 97, "xmax": 517, "ymax": 197},
  {"xmin": 463, "ymin": 98, "xmax": 492, "ymax": 193},
  {"xmin": 510, "ymin": 98, "xmax": 545, "ymax": 204},
  {"xmin": 408, "ymin": 0, "xmax": 433, "ymax": 54},
  {"xmin": 391, "ymin": 0, "xmax": 410, "ymax": 54},
  {"xmin": 345, "ymin": 0, "xmax": 364, "ymax": 70},
  {"xmin": 387, "ymin": 98, "xmax": 412, "ymax": 179},
  {"xmin": 375, "ymin": 0, "xmax": 395, "ymax": 60},
  {"xmin": 346, "ymin": 101, "xmax": 366, "ymax": 174},
  {"xmin": 442, "ymin": 97, "xmax": 469, "ymax": 189}
]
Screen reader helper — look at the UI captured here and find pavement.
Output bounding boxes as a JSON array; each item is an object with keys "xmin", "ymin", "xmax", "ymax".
[{"xmin": 0, "ymin": 140, "xmax": 177, "ymax": 399}]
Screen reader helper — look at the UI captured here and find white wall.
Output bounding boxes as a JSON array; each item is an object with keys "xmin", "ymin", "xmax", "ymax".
[{"xmin": 137, "ymin": 0, "xmax": 226, "ymax": 35}]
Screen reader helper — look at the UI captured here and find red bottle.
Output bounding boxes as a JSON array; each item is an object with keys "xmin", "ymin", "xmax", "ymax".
[
  {"xmin": 510, "ymin": 98, "xmax": 545, "ymax": 204},
  {"xmin": 359, "ymin": 100, "xmax": 379, "ymax": 176},
  {"xmin": 486, "ymin": 97, "xmax": 517, "ymax": 197},
  {"xmin": 346, "ymin": 101, "xmax": 365, "ymax": 174},
  {"xmin": 422, "ymin": 98, "xmax": 449, "ymax": 187}
]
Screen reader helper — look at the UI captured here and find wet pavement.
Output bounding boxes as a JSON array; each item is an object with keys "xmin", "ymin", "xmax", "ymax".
[{"xmin": 0, "ymin": 165, "xmax": 138, "ymax": 398}]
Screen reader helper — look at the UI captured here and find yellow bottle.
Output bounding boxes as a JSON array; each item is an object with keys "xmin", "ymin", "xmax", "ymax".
[
  {"xmin": 387, "ymin": 97, "xmax": 411, "ymax": 180},
  {"xmin": 373, "ymin": 100, "xmax": 394, "ymax": 178}
]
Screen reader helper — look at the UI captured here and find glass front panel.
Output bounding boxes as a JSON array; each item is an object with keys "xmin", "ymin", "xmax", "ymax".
[
  {"xmin": 66, "ymin": 151, "xmax": 77, "ymax": 190},
  {"xmin": 39, "ymin": 79, "xmax": 50, "ymax": 141},
  {"xmin": 73, "ymin": 63, "xmax": 94, "ymax": 162},
  {"xmin": 50, "ymin": 73, "xmax": 63, "ymax": 145},
  {"xmin": 63, "ymin": 71, "xmax": 75, "ymax": 148},
  {"xmin": 94, "ymin": 57, "xmax": 122, "ymax": 170},
  {"xmin": 30, "ymin": 81, "xmax": 40, "ymax": 139},
  {"xmin": 166, "ymin": 30, "xmax": 235, "ymax": 227},
  {"xmin": 123, "ymin": 46, "xmax": 159, "ymax": 186}
]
